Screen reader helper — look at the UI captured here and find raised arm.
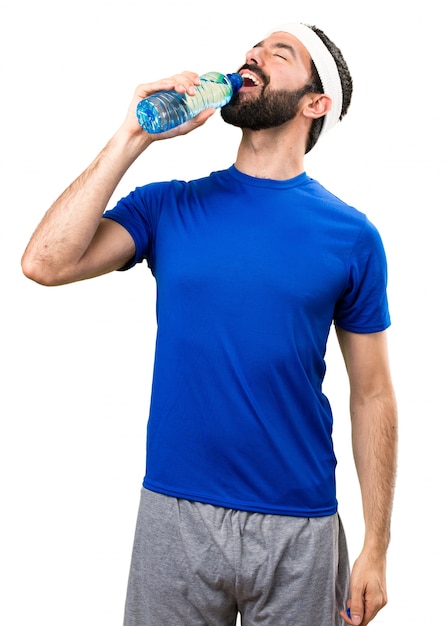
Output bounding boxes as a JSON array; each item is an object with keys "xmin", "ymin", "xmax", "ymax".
[
  {"xmin": 336, "ymin": 328, "xmax": 398, "ymax": 626},
  {"xmin": 21, "ymin": 72, "xmax": 215, "ymax": 286}
]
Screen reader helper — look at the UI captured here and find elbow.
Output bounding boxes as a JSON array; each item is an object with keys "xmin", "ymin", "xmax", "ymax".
[{"xmin": 21, "ymin": 252, "xmax": 61, "ymax": 286}]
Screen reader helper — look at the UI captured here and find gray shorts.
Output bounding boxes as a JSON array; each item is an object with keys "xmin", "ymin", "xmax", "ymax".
[{"xmin": 123, "ymin": 488, "xmax": 350, "ymax": 626}]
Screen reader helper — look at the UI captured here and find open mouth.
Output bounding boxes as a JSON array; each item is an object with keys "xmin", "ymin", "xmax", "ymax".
[{"xmin": 239, "ymin": 72, "xmax": 262, "ymax": 88}]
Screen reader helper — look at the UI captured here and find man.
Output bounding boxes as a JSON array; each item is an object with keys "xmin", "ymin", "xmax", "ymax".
[{"xmin": 22, "ymin": 22, "xmax": 398, "ymax": 626}]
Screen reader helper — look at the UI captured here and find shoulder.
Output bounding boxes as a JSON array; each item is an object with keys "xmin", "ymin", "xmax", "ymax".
[{"xmin": 303, "ymin": 177, "xmax": 367, "ymax": 221}]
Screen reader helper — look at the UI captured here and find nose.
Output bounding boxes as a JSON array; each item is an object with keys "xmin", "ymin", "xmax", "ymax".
[{"xmin": 245, "ymin": 45, "xmax": 263, "ymax": 66}]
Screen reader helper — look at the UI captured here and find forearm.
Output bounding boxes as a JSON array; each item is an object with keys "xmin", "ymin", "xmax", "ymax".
[
  {"xmin": 22, "ymin": 72, "xmax": 215, "ymax": 286},
  {"xmin": 351, "ymin": 387, "xmax": 398, "ymax": 555},
  {"xmin": 21, "ymin": 128, "xmax": 152, "ymax": 285}
]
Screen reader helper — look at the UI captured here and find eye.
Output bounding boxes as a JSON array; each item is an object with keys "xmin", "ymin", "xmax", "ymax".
[{"xmin": 274, "ymin": 53, "xmax": 287, "ymax": 60}]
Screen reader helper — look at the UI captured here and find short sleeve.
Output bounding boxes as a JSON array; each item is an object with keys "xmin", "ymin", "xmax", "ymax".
[
  {"xmin": 334, "ymin": 219, "xmax": 391, "ymax": 333},
  {"xmin": 103, "ymin": 185, "xmax": 158, "ymax": 271}
]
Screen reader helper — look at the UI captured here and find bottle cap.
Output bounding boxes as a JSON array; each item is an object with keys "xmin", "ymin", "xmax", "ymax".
[{"xmin": 226, "ymin": 73, "xmax": 243, "ymax": 92}]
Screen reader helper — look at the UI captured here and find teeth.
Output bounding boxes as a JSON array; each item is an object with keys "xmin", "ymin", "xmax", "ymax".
[{"xmin": 241, "ymin": 72, "xmax": 260, "ymax": 86}]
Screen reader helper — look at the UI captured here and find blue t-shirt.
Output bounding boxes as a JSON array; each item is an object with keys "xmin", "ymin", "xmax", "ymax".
[{"xmin": 104, "ymin": 165, "xmax": 390, "ymax": 517}]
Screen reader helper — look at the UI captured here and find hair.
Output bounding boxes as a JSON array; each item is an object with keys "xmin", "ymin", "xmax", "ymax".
[{"xmin": 304, "ymin": 25, "xmax": 353, "ymax": 153}]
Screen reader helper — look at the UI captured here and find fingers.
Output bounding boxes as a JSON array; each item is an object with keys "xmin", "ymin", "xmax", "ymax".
[
  {"xmin": 122, "ymin": 71, "xmax": 214, "ymax": 141},
  {"xmin": 340, "ymin": 586, "xmax": 387, "ymax": 626},
  {"xmin": 348, "ymin": 596, "xmax": 365, "ymax": 624},
  {"xmin": 341, "ymin": 551, "xmax": 388, "ymax": 626},
  {"xmin": 134, "ymin": 71, "xmax": 201, "ymax": 101},
  {"xmin": 340, "ymin": 605, "xmax": 364, "ymax": 625},
  {"xmin": 155, "ymin": 108, "xmax": 216, "ymax": 140}
]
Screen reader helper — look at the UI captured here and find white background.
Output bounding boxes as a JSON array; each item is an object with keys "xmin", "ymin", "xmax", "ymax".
[{"xmin": 1, "ymin": 1, "xmax": 445, "ymax": 624}]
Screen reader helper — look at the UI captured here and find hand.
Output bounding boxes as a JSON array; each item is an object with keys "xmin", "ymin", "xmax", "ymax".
[
  {"xmin": 121, "ymin": 71, "xmax": 216, "ymax": 141},
  {"xmin": 340, "ymin": 550, "xmax": 388, "ymax": 625}
]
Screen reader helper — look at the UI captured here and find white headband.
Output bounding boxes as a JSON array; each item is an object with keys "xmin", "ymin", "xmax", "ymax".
[{"xmin": 266, "ymin": 23, "xmax": 343, "ymax": 134}]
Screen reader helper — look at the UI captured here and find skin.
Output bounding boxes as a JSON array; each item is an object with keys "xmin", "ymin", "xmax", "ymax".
[{"xmin": 22, "ymin": 31, "xmax": 398, "ymax": 626}]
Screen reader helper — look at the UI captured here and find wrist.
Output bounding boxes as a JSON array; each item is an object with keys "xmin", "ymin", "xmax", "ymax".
[
  {"xmin": 107, "ymin": 125, "xmax": 154, "ymax": 164},
  {"xmin": 362, "ymin": 533, "xmax": 390, "ymax": 558}
]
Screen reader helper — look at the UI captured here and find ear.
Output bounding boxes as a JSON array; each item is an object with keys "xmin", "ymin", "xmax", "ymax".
[{"xmin": 302, "ymin": 94, "xmax": 332, "ymax": 121}]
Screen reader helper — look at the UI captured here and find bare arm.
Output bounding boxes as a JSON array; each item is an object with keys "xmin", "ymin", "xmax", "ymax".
[
  {"xmin": 336, "ymin": 328, "xmax": 398, "ymax": 626},
  {"xmin": 21, "ymin": 73, "xmax": 215, "ymax": 286}
]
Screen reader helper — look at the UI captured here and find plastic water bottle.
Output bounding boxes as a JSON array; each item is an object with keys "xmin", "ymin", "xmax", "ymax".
[{"xmin": 136, "ymin": 71, "xmax": 243, "ymax": 134}]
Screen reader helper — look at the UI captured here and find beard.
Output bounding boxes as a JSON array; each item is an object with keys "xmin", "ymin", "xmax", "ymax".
[{"xmin": 221, "ymin": 75, "xmax": 312, "ymax": 131}]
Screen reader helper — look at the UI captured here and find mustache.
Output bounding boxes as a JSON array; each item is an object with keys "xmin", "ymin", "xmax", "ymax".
[{"xmin": 237, "ymin": 63, "xmax": 269, "ymax": 86}]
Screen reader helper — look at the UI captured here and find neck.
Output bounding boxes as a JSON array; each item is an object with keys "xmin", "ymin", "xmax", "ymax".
[{"xmin": 233, "ymin": 125, "xmax": 307, "ymax": 180}]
